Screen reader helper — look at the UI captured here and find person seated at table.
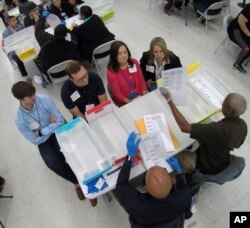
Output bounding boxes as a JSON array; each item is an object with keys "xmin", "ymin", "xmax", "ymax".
[
  {"xmin": 35, "ymin": 12, "xmax": 81, "ymax": 80},
  {"xmin": 49, "ymin": 0, "xmax": 74, "ymax": 20},
  {"xmin": 140, "ymin": 37, "xmax": 182, "ymax": 91},
  {"xmin": 2, "ymin": 16, "xmax": 28, "ymax": 77},
  {"xmin": 227, "ymin": 4, "xmax": 250, "ymax": 73},
  {"xmin": 114, "ymin": 132, "xmax": 193, "ymax": 228},
  {"xmin": 72, "ymin": 5, "xmax": 115, "ymax": 61},
  {"xmin": 107, "ymin": 41, "xmax": 148, "ymax": 107},
  {"xmin": 193, "ymin": 0, "xmax": 222, "ymax": 22},
  {"xmin": 68, "ymin": 0, "xmax": 85, "ymax": 15},
  {"xmin": 24, "ymin": 2, "xmax": 43, "ymax": 27},
  {"xmin": 160, "ymin": 87, "xmax": 248, "ymax": 175},
  {"xmin": 0, "ymin": 0, "xmax": 18, "ymax": 27},
  {"xmin": 11, "ymin": 81, "xmax": 95, "ymax": 204},
  {"xmin": 61, "ymin": 60, "xmax": 107, "ymax": 120},
  {"xmin": 18, "ymin": 0, "xmax": 30, "ymax": 15}
]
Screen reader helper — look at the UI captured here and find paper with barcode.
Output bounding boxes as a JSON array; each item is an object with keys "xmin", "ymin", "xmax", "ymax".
[{"xmin": 143, "ymin": 113, "xmax": 175, "ymax": 152}]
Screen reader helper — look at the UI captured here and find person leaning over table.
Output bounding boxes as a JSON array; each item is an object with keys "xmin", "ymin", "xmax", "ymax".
[
  {"xmin": 159, "ymin": 87, "xmax": 248, "ymax": 175},
  {"xmin": 107, "ymin": 41, "xmax": 148, "ymax": 107},
  {"xmin": 61, "ymin": 60, "xmax": 107, "ymax": 121},
  {"xmin": 140, "ymin": 37, "xmax": 182, "ymax": 92},
  {"xmin": 49, "ymin": 0, "xmax": 74, "ymax": 20},
  {"xmin": 227, "ymin": 3, "xmax": 250, "ymax": 74},
  {"xmin": 114, "ymin": 132, "xmax": 193, "ymax": 228},
  {"xmin": 34, "ymin": 11, "xmax": 81, "ymax": 81},
  {"xmin": 71, "ymin": 5, "xmax": 115, "ymax": 61},
  {"xmin": 11, "ymin": 81, "xmax": 99, "ymax": 207}
]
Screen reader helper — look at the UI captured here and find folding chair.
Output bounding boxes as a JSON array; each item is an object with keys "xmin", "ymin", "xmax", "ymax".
[
  {"xmin": 194, "ymin": 1, "xmax": 224, "ymax": 35},
  {"xmin": 214, "ymin": 14, "xmax": 235, "ymax": 54},
  {"xmin": 191, "ymin": 155, "xmax": 245, "ymax": 202},
  {"xmin": 92, "ymin": 40, "xmax": 115, "ymax": 76},
  {"xmin": 222, "ymin": 0, "xmax": 231, "ymax": 13},
  {"xmin": 47, "ymin": 60, "xmax": 73, "ymax": 93},
  {"xmin": 167, "ymin": 0, "xmax": 188, "ymax": 26}
]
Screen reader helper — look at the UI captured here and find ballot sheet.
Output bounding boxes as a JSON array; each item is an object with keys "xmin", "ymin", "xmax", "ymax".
[
  {"xmin": 139, "ymin": 131, "xmax": 173, "ymax": 172},
  {"xmin": 162, "ymin": 67, "xmax": 187, "ymax": 106}
]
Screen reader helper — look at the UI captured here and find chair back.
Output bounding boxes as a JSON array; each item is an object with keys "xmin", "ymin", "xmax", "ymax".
[
  {"xmin": 92, "ymin": 40, "xmax": 115, "ymax": 76},
  {"xmin": 205, "ymin": 1, "xmax": 224, "ymax": 19},
  {"xmin": 222, "ymin": 14, "xmax": 233, "ymax": 31},
  {"xmin": 223, "ymin": 0, "xmax": 230, "ymax": 7}
]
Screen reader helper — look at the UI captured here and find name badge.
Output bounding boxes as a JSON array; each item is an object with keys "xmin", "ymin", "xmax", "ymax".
[
  {"xmin": 70, "ymin": 91, "xmax": 81, "ymax": 102},
  {"xmin": 30, "ymin": 121, "xmax": 40, "ymax": 130},
  {"xmin": 86, "ymin": 104, "xmax": 94, "ymax": 111},
  {"xmin": 128, "ymin": 64, "xmax": 137, "ymax": 73},
  {"xmin": 146, "ymin": 65, "xmax": 155, "ymax": 73}
]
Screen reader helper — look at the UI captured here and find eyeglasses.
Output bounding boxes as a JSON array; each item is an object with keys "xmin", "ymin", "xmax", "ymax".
[
  {"xmin": 31, "ymin": 7, "xmax": 39, "ymax": 13},
  {"xmin": 74, "ymin": 73, "xmax": 88, "ymax": 83}
]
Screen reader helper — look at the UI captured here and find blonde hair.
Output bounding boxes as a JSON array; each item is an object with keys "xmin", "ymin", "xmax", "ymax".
[{"xmin": 148, "ymin": 37, "xmax": 171, "ymax": 64}]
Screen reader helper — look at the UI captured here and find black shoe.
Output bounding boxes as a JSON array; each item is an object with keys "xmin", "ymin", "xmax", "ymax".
[
  {"xmin": 233, "ymin": 63, "xmax": 247, "ymax": 73},
  {"xmin": 0, "ymin": 177, "xmax": 5, "ymax": 193}
]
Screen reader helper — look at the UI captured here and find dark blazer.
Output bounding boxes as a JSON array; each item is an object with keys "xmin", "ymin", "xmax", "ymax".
[
  {"xmin": 72, "ymin": 14, "xmax": 115, "ymax": 61},
  {"xmin": 49, "ymin": 1, "xmax": 75, "ymax": 20},
  {"xmin": 140, "ymin": 51, "xmax": 182, "ymax": 82},
  {"xmin": 35, "ymin": 17, "xmax": 81, "ymax": 76}
]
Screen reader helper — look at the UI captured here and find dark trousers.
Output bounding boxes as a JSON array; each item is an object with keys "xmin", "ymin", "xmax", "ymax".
[
  {"xmin": 38, "ymin": 134, "xmax": 78, "ymax": 184},
  {"xmin": 12, "ymin": 54, "xmax": 28, "ymax": 77}
]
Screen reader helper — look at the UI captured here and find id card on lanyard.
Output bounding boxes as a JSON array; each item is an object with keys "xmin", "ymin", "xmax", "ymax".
[{"xmin": 121, "ymin": 67, "xmax": 137, "ymax": 100}]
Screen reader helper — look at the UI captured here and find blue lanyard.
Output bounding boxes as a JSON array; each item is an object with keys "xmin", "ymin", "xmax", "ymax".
[{"xmin": 20, "ymin": 103, "xmax": 41, "ymax": 124}]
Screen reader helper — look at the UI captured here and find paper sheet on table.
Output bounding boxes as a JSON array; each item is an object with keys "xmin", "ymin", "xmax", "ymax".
[
  {"xmin": 135, "ymin": 119, "xmax": 180, "ymax": 149},
  {"xmin": 46, "ymin": 14, "xmax": 61, "ymax": 30},
  {"xmin": 162, "ymin": 67, "xmax": 187, "ymax": 106},
  {"xmin": 143, "ymin": 113, "xmax": 175, "ymax": 152},
  {"xmin": 189, "ymin": 75, "xmax": 225, "ymax": 109},
  {"xmin": 139, "ymin": 131, "xmax": 173, "ymax": 172}
]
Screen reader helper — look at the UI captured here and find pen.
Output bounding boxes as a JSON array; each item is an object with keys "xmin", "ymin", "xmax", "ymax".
[{"xmin": 107, "ymin": 166, "xmax": 122, "ymax": 176}]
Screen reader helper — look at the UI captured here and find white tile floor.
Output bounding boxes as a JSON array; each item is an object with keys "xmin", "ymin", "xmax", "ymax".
[{"xmin": 0, "ymin": 0, "xmax": 250, "ymax": 227}]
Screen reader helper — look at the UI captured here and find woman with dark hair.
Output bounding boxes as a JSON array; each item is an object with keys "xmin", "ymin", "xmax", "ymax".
[
  {"xmin": 49, "ymin": 0, "xmax": 74, "ymax": 20},
  {"xmin": 18, "ymin": 0, "xmax": 30, "ymax": 15},
  {"xmin": 107, "ymin": 41, "xmax": 148, "ymax": 107},
  {"xmin": 68, "ymin": 0, "xmax": 84, "ymax": 15},
  {"xmin": 140, "ymin": 37, "xmax": 182, "ymax": 91},
  {"xmin": 35, "ymin": 13, "xmax": 81, "ymax": 79}
]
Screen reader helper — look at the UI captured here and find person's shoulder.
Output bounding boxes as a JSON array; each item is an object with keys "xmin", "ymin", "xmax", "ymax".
[
  {"xmin": 61, "ymin": 79, "xmax": 72, "ymax": 90},
  {"xmin": 141, "ymin": 51, "xmax": 150, "ymax": 60},
  {"xmin": 89, "ymin": 71, "xmax": 102, "ymax": 81},
  {"xmin": 37, "ymin": 93, "xmax": 50, "ymax": 101},
  {"xmin": 130, "ymin": 57, "xmax": 139, "ymax": 65}
]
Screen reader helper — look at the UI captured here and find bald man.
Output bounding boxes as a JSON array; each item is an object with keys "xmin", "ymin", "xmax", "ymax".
[
  {"xmin": 160, "ymin": 88, "xmax": 248, "ymax": 175},
  {"xmin": 114, "ymin": 133, "xmax": 192, "ymax": 228}
]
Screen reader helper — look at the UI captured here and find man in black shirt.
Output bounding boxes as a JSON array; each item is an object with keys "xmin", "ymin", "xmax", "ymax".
[
  {"xmin": 160, "ymin": 88, "xmax": 248, "ymax": 175},
  {"xmin": 114, "ymin": 132, "xmax": 192, "ymax": 228},
  {"xmin": 61, "ymin": 60, "xmax": 107, "ymax": 120}
]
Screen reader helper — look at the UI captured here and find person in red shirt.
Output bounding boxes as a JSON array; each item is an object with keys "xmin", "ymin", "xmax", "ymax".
[{"xmin": 107, "ymin": 41, "xmax": 148, "ymax": 107}]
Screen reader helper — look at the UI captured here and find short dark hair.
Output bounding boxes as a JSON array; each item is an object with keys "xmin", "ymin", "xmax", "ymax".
[
  {"xmin": 11, "ymin": 81, "xmax": 36, "ymax": 99},
  {"xmin": 27, "ymin": 2, "xmax": 37, "ymax": 12},
  {"xmin": 54, "ymin": 24, "xmax": 68, "ymax": 40},
  {"xmin": 80, "ymin": 5, "xmax": 92, "ymax": 18},
  {"xmin": 66, "ymin": 61, "xmax": 83, "ymax": 78},
  {"xmin": 6, "ymin": 15, "xmax": 16, "ymax": 24},
  {"xmin": 107, "ymin": 41, "xmax": 133, "ymax": 72}
]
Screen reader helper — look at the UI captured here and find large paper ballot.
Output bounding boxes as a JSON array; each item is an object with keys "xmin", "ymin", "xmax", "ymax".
[{"xmin": 55, "ymin": 118, "xmax": 112, "ymax": 184}]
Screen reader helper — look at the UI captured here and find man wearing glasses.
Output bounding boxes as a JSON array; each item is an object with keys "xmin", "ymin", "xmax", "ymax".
[{"xmin": 61, "ymin": 60, "xmax": 107, "ymax": 120}]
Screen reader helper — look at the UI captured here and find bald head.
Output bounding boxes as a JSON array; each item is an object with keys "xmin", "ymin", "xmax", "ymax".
[
  {"xmin": 145, "ymin": 166, "xmax": 172, "ymax": 199},
  {"xmin": 222, "ymin": 93, "xmax": 247, "ymax": 118}
]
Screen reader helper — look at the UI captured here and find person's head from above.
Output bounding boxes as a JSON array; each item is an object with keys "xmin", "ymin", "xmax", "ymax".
[
  {"xmin": 6, "ymin": 16, "xmax": 18, "ymax": 29},
  {"xmin": 149, "ymin": 37, "xmax": 170, "ymax": 64},
  {"xmin": 144, "ymin": 166, "xmax": 173, "ymax": 199},
  {"xmin": 66, "ymin": 61, "xmax": 89, "ymax": 87},
  {"xmin": 54, "ymin": 24, "xmax": 69, "ymax": 41},
  {"xmin": 79, "ymin": 5, "xmax": 92, "ymax": 20},
  {"xmin": 108, "ymin": 41, "xmax": 133, "ymax": 71},
  {"xmin": 222, "ymin": 93, "xmax": 247, "ymax": 118},
  {"xmin": 5, "ymin": 0, "xmax": 13, "ymax": 5},
  {"xmin": 11, "ymin": 81, "xmax": 36, "ymax": 110},
  {"xmin": 19, "ymin": 0, "xmax": 28, "ymax": 3},
  {"xmin": 27, "ymin": 2, "xmax": 39, "ymax": 17},
  {"xmin": 52, "ymin": 0, "xmax": 62, "ymax": 9}
]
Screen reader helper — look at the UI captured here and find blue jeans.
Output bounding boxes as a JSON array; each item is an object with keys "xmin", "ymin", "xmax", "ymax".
[{"xmin": 38, "ymin": 134, "xmax": 78, "ymax": 184}]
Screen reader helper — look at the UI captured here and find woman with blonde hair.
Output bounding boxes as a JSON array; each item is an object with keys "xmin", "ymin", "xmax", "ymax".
[{"xmin": 140, "ymin": 37, "xmax": 182, "ymax": 91}]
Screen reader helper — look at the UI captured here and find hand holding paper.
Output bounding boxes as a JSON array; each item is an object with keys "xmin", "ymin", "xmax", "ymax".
[
  {"xmin": 126, "ymin": 132, "xmax": 141, "ymax": 158},
  {"xmin": 167, "ymin": 157, "xmax": 181, "ymax": 173},
  {"xmin": 159, "ymin": 87, "xmax": 172, "ymax": 102}
]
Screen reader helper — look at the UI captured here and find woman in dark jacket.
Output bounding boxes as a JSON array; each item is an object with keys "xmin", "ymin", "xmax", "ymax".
[
  {"xmin": 49, "ymin": 0, "xmax": 74, "ymax": 20},
  {"xmin": 140, "ymin": 37, "xmax": 182, "ymax": 91}
]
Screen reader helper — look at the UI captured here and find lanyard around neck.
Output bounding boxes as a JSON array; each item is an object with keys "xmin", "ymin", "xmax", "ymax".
[{"xmin": 20, "ymin": 103, "xmax": 41, "ymax": 124}]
